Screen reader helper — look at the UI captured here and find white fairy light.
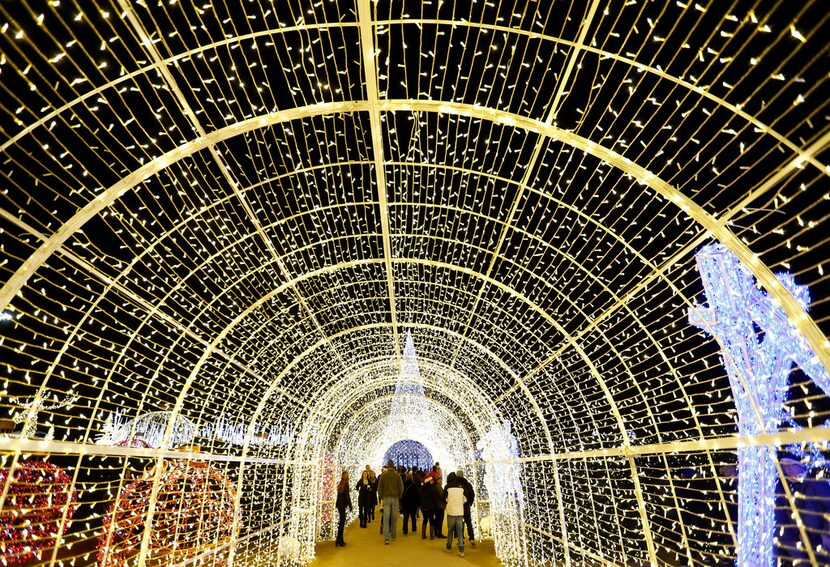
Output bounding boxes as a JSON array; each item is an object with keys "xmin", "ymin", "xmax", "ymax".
[{"xmin": 0, "ymin": 1, "xmax": 827, "ymax": 566}]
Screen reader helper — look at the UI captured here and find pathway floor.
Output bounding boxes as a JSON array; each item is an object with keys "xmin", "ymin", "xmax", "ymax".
[{"xmin": 312, "ymin": 515, "xmax": 501, "ymax": 567}]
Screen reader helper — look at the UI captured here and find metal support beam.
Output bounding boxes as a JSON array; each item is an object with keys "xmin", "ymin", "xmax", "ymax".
[{"xmin": 357, "ymin": 0, "xmax": 401, "ymax": 359}]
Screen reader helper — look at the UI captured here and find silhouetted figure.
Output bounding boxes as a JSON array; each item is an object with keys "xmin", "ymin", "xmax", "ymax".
[
  {"xmin": 335, "ymin": 470, "xmax": 353, "ymax": 547},
  {"xmin": 368, "ymin": 469, "xmax": 378, "ymax": 522},
  {"xmin": 420, "ymin": 474, "xmax": 439, "ymax": 539},
  {"xmin": 456, "ymin": 469, "xmax": 476, "ymax": 547},
  {"xmin": 401, "ymin": 472, "xmax": 419, "ymax": 535},
  {"xmin": 431, "ymin": 467, "xmax": 446, "ymax": 537}
]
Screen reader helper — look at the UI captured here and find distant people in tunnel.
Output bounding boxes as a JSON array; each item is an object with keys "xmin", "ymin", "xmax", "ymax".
[
  {"xmin": 356, "ymin": 470, "xmax": 374, "ymax": 528},
  {"xmin": 401, "ymin": 471, "xmax": 420, "ymax": 535},
  {"xmin": 378, "ymin": 459, "xmax": 404, "ymax": 544},
  {"xmin": 456, "ymin": 470, "xmax": 476, "ymax": 548},
  {"xmin": 335, "ymin": 470, "xmax": 353, "ymax": 547},
  {"xmin": 420, "ymin": 474, "xmax": 439, "ymax": 539},
  {"xmin": 443, "ymin": 472, "xmax": 467, "ymax": 557}
]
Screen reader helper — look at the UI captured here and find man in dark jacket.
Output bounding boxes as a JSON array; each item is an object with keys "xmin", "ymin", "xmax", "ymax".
[
  {"xmin": 378, "ymin": 459, "xmax": 404, "ymax": 544},
  {"xmin": 419, "ymin": 475, "xmax": 439, "ymax": 539},
  {"xmin": 456, "ymin": 470, "xmax": 476, "ymax": 547}
]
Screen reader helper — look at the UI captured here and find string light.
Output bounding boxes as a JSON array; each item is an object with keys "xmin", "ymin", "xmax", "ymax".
[
  {"xmin": 0, "ymin": 1, "xmax": 827, "ymax": 566},
  {"xmin": 0, "ymin": 460, "xmax": 77, "ymax": 566},
  {"xmin": 98, "ymin": 459, "xmax": 239, "ymax": 566}
]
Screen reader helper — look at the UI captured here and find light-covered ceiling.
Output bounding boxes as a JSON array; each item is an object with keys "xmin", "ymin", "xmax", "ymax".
[{"xmin": 1, "ymin": 0, "xmax": 828, "ymax": 565}]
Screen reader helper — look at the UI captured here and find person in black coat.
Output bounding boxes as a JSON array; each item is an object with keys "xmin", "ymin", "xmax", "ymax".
[
  {"xmin": 368, "ymin": 470, "xmax": 378, "ymax": 522},
  {"xmin": 419, "ymin": 475, "xmax": 439, "ymax": 539},
  {"xmin": 335, "ymin": 470, "xmax": 353, "ymax": 547},
  {"xmin": 401, "ymin": 472, "xmax": 420, "ymax": 535},
  {"xmin": 355, "ymin": 470, "xmax": 374, "ymax": 528},
  {"xmin": 432, "ymin": 475, "xmax": 446, "ymax": 537},
  {"xmin": 456, "ymin": 470, "xmax": 476, "ymax": 547}
]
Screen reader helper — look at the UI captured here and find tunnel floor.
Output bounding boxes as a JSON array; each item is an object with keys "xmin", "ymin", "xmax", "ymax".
[{"xmin": 311, "ymin": 513, "xmax": 501, "ymax": 566}]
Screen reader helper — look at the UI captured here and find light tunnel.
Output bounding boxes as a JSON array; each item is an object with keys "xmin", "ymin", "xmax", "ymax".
[{"xmin": 0, "ymin": 0, "xmax": 829, "ymax": 565}]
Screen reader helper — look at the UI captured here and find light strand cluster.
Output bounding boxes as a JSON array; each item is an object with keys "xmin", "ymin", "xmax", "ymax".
[{"xmin": 0, "ymin": 0, "xmax": 827, "ymax": 566}]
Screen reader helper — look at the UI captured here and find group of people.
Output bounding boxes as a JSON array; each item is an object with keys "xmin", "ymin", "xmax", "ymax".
[{"xmin": 334, "ymin": 460, "xmax": 476, "ymax": 556}]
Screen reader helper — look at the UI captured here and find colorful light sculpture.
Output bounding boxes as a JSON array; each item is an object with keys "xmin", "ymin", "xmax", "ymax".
[
  {"xmin": 689, "ymin": 243, "xmax": 830, "ymax": 566},
  {"xmin": 98, "ymin": 411, "xmax": 200, "ymax": 450},
  {"xmin": 98, "ymin": 459, "xmax": 239, "ymax": 567},
  {"xmin": 0, "ymin": 460, "xmax": 77, "ymax": 565}
]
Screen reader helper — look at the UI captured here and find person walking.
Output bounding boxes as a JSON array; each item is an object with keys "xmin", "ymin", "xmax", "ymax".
[
  {"xmin": 355, "ymin": 470, "xmax": 374, "ymax": 528},
  {"xmin": 457, "ymin": 470, "xmax": 476, "ymax": 547},
  {"xmin": 368, "ymin": 469, "xmax": 378, "ymax": 523},
  {"xmin": 419, "ymin": 474, "xmax": 438, "ymax": 539},
  {"xmin": 443, "ymin": 472, "xmax": 467, "ymax": 557},
  {"xmin": 377, "ymin": 459, "xmax": 404, "ymax": 544},
  {"xmin": 401, "ymin": 472, "xmax": 419, "ymax": 535},
  {"xmin": 432, "ymin": 470, "xmax": 446, "ymax": 537},
  {"xmin": 335, "ymin": 470, "xmax": 353, "ymax": 547},
  {"xmin": 377, "ymin": 466, "xmax": 385, "ymax": 535}
]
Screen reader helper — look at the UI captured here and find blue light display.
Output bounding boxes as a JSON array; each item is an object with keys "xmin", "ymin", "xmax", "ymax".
[{"xmin": 689, "ymin": 243, "xmax": 830, "ymax": 566}]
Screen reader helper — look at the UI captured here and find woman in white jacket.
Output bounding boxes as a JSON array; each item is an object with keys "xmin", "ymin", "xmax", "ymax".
[{"xmin": 443, "ymin": 472, "xmax": 467, "ymax": 557}]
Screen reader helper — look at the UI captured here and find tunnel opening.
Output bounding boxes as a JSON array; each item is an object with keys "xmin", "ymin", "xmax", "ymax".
[{"xmin": 383, "ymin": 439, "xmax": 434, "ymax": 471}]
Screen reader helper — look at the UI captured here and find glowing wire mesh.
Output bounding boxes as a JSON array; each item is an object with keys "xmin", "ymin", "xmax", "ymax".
[{"xmin": 0, "ymin": 1, "xmax": 828, "ymax": 566}]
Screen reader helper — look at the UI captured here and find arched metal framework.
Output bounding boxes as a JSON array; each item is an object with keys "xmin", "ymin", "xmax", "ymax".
[{"xmin": 1, "ymin": 0, "xmax": 829, "ymax": 565}]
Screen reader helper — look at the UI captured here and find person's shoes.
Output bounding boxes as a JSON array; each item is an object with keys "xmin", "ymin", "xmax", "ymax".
[
  {"xmin": 422, "ymin": 535, "xmax": 427, "ymax": 540},
  {"xmin": 385, "ymin": 540, "xmax": 390, "ymax": 545},
  {"xmin": 470, "ymin": 540, "xmax": 476, "ymax": 547},
  {"xmin": 444, "ymin": 548, "xmax": 452, "ymax": 553},
  {"xmin": 459, "ymin": 551, "xmax": 465, "ymax": 557},
  {"xmin": 430, "ymin": 534, "xmax": 434, "ymax": 540}
]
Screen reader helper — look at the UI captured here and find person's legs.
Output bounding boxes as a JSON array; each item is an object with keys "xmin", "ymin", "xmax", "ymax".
[
  {"xmin": 445, "ymin": 515, "xmax": 455, "ymax": 551},
  {"xmin": 454, "ymin": 515, "xmax": 465, "ymax": 554},
  {"xmin": 463, "ymin": 504, "xmax": 475, "ymax": 545},
  {"xmin": 421, "ymin": 510, "xmax": 431, "ymax": 538},
  {"xmin": 435, "ymin": 509, "xmax": 445, "ymax": 536},
  {"xmin": 402, "ymin": 508, "xmax": 409, "ymax": 534},
  {"xmin": 358, "ymin": 504, "xmax": 365, "ymax": 527},
  {"xmin": 383, "ymin": 497, "xmax": 393, "ymax": 542},
  {"xmin": 390, "ymin": 498, "xmax": 400, "ymax": 540},
  {"xmin": 411, "ymin": 508, "xmax": 418, "ymax": 532},
  {"xmin": 336, "ymin": 508, "xmax": 346, "ymax": 545}
]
